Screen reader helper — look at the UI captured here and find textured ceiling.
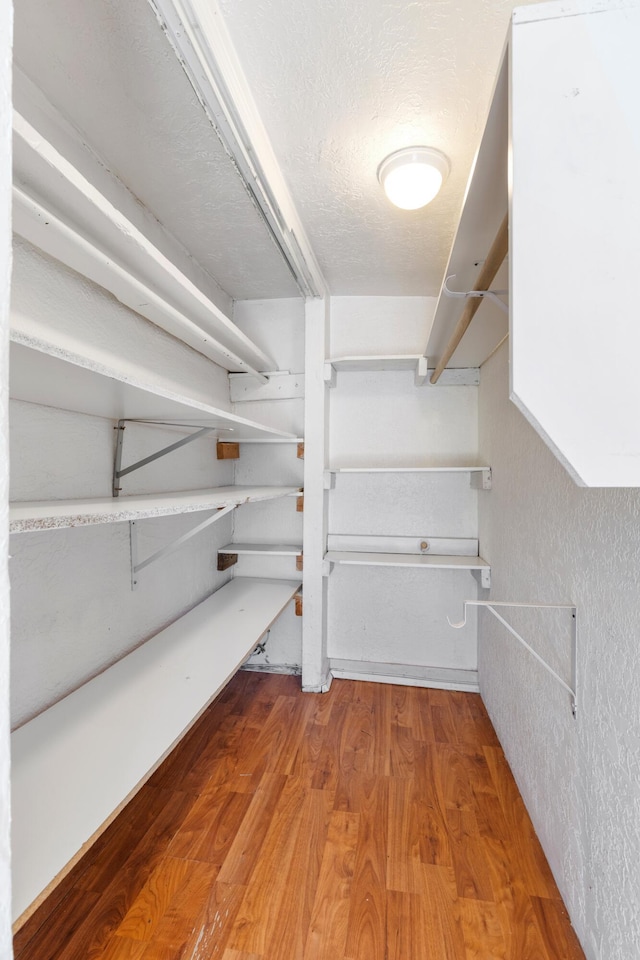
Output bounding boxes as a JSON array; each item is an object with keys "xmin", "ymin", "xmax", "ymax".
[
  {"xmin": 14, "ymin": 0, "xmax": 542, "ymax": 300},
  {"xmin": 217, "ymin": 0, "xmax": 541, "ymax": 296},
  {"xmin": 12, "ymin": 0, "xmax": 299, "ymax": 300}
]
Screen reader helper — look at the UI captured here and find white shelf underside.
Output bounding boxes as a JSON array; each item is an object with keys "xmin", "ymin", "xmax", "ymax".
[
  {"xmin": 11, "ymin": 577, "xmax": 301, "ymax": 920},
  {"xmin": 325, "ymin": 551, "xmax": 489, "ymax": 571},
  {"xmin": 10, "ymin": 486, "xmax": 301, "ymax": 533},
  {"xmin": 329, "ymin": 466, "xmax": 488, "ymax": 473},
  {"xmin": 9, "ymin": 337, "xmax": 295, "ymax": 439}
]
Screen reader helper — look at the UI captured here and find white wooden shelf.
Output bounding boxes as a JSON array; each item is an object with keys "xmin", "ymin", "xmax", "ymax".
[
  {"xmin": 325, "ymin": 466, "xmax": 492, "ymax": 489},
  {"xmin": 10, "ymin": 486, "xmax": 300, "ymax": 534},
  {"xmin": 327, "ymin": 354, "xmax": 426, "ymax": 372},
  {"xmin": 325, "ymin": 551, "xmax": 489, "ymax": 570},
  {"xmin": 219, "ymin": 542, "xmax": 302, "ymax": 557},
  {"xmin": 9, "ymin": 337, "xmax": 295, "ymax": 440},
  {"xmin": 323, "ymin": 355, "xmax": 479, "ymax": 386},
  {"xmin": 425, "ymin": 53, "xmax": 509, "ymax": 371},
  {"xmin": 328, "ymin": 465, "xmax": 489, "ymax": 473},
  {"xmin": 324, "ymin": 551, "xmax": 490, "ymax": 588},
  {"xmin": 11, "ymin": 576, "xmax": 301, "ymax": 920},
  {"xmin": 13, "ymin": 112, "xmax": 274, "ymax": 378}
]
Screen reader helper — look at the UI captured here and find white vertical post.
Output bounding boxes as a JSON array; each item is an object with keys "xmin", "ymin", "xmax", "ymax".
[
  {"xmin": 0, "ymin": 0, "xmax": 13, "ymax": 948},
  {"xmin": 302, "ymin": 297, "xmax": 331, "ymax": 691}
]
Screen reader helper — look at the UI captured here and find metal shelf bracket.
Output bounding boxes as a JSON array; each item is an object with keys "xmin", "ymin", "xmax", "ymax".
[
  {"xmin": 129, "ymin": 503, "xmax": 236, "ymax": 589},
  {"xmin": 448, "ymin": 600, "xmax": 577, "ymax": 717},
  {"xmin": 444, "ymin": 274, "xmax": 509, "ymax": 315},
  {"xmin": 113, "ymin": 419, "xmax": 221, "ymax": 497}
]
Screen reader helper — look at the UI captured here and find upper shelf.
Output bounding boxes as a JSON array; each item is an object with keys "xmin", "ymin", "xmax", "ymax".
[
  {"xmin": 324, "ymin": 355, "xmax": 479, "ymax": 387},
  {"xmin": 425, "ymin": 53, "xmax": 509, "ymax": 371},
  {"xmin": 9, "ymin": 485, "xmax": 300, "ymax": 534},
  {"xmin": 9, "ymin": 336, "xmax": 295, "ymax": 440},
  {"xmin": 12, "ymin": 111, "xmax": 274, "ymax": 379}
]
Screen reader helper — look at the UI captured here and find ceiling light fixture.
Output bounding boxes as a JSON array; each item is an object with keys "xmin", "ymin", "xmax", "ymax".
[{"xmin": 377, "ymin": 146, "xmax": 450, "ymax": 210}]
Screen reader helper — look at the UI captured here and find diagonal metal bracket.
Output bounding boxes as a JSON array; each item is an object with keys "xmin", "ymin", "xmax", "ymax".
[
  {"xmin": 113, "ymin": 420, "xmax": 218, "ymax": 497},
  {"xmin": 129, "ymin": 502, "xmax": 236, "ymax": 590},
  {"xmin": 448, "ymin": 600, "xmax": 577, "ymax": 717}
]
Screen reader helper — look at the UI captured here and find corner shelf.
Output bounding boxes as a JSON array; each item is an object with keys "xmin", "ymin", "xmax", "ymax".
[{"xmin": 9, "ymin": 486, "xmax": 300, "ymax": 534}]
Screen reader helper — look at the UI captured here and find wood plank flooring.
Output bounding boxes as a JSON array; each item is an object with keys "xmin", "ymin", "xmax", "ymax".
[{"xmin": 14, "ymin": 673, "xmax": 586, "ymax": 960}]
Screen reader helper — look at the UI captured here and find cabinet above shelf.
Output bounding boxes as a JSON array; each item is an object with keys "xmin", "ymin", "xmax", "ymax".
[
  {"xmin": 9, "ymin": 337, "xmax": 296, "ymax": 441},
  {"xmin": 9, "ymin": 486, "xmax": 300, "ymax": 534}
]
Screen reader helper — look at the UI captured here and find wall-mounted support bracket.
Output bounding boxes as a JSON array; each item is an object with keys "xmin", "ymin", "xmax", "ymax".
[
  {"xmin": 472, "ymin": 567, "xmax": 492, "ymax": 589},
  {"xmin": 113, "ymin": 420, "xmax": 218, "ymax": 497},
  {"xmin": 414, "ymin": 356, "xmax": 429, "ymax": 386},
  {"xmin": 323, "ymin": 471, "xmax": 335, "ymax": 490},
  {"xmin": 322, "ymin": 558, "xmax": 333, "ymax": 577},
  {"xmin": 449, "ymin": 600, "xmax": 577, "ymax": 717},
  {"xmin": 443, "ymin": 274, "xmax": 509, "ymax": 315},
  {"xmin": 322, "ymin": 362, "xmax": 337, "ymax": 387},
  {"xmin": 129, "ymin": 503, "xmax": 236, "ymax": 589},
  {"xmin": 470, "ymin": 467, "xmax": 492, "ymax": 490}
]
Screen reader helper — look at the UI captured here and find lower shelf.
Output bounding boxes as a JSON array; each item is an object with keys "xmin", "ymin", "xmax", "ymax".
[
  {"xmin": 324, "ymin": 551, "xmax": 490, "ymax": 587},
  {"xmin": 10, "ymin": 577, "xmax": 301, "ymax": 923}
]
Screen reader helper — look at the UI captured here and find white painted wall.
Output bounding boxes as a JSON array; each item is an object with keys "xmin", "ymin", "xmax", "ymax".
[
  {"xmin": 327, "ymin": 297, "xmax": 481, "ymax": 681},
  {"xmin": 1, "ymin": 1, "xmax": 13, "ymax": 954},
  {"xmin": 478, "ymin": 341, "xmax": 640, "ymax": 960},
  {"xmin": 232, "ymin": 299, "xmax": 304, "ymax": 672},
  {"xmin": 9, "ymin": 241, "xmax": 238, "ymax": 729}
]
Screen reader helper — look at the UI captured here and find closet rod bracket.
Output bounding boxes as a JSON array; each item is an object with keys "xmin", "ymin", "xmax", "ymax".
[{"xmin": 444, "ymin": 275, "xmax": 509, "ymax": 315}]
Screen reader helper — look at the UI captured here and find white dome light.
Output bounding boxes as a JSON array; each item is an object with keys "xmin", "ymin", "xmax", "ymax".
[{"xmin": 377, "ymin": 147, "xmax": 450, "ymax": 210}]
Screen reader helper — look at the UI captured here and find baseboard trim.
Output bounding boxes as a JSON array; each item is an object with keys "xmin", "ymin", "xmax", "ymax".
[{"xmin": 328, "ymin": 659, "xmax": 479, "ymax": 692}]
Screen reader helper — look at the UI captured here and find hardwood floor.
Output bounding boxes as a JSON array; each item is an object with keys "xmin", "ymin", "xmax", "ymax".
[{"xmin": 14, "ymin": 673, "xmax": 586, "ymax": 960}]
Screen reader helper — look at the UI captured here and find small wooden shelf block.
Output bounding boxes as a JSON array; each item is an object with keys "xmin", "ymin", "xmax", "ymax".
[{"xmin": 217, "ymin": 441, "xmax": 240, "ymax": 460}]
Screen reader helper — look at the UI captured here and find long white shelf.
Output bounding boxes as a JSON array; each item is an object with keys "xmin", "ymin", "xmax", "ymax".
[
  {"xmin": 426, "ymin": 52, "xmax": 509, "ymax": 371},
  {"xmin": 328, "ymin": 466, "xmax": 489, "ymax": 473},
  {"xmin": 323, "ymin": 355, "xmax": 479, "ymax": 386},
  {"xmin": 9, "ymin": 336, "xmax": 295, "ymax": 440},
  {"xmin": 327, "ymin": 354, "xmax": 425, "ymax": 372},
  {"xmin": 325, "ymin": 551, "xmax": 490, "ymax": 571},
  {"xmin": 11, "ymin": 576, "xmax": 301, "ymax": 922},
  {"xmin": 10, "ymin": 486, "xmax": 300, "ymax": 534},
  {"xmin": 219, "ymin": 542, "xmax": 302, "ymax": 557},
  {"xmin": 13, "ymin": 112, "xmax": 274, "ymax": 377}
]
